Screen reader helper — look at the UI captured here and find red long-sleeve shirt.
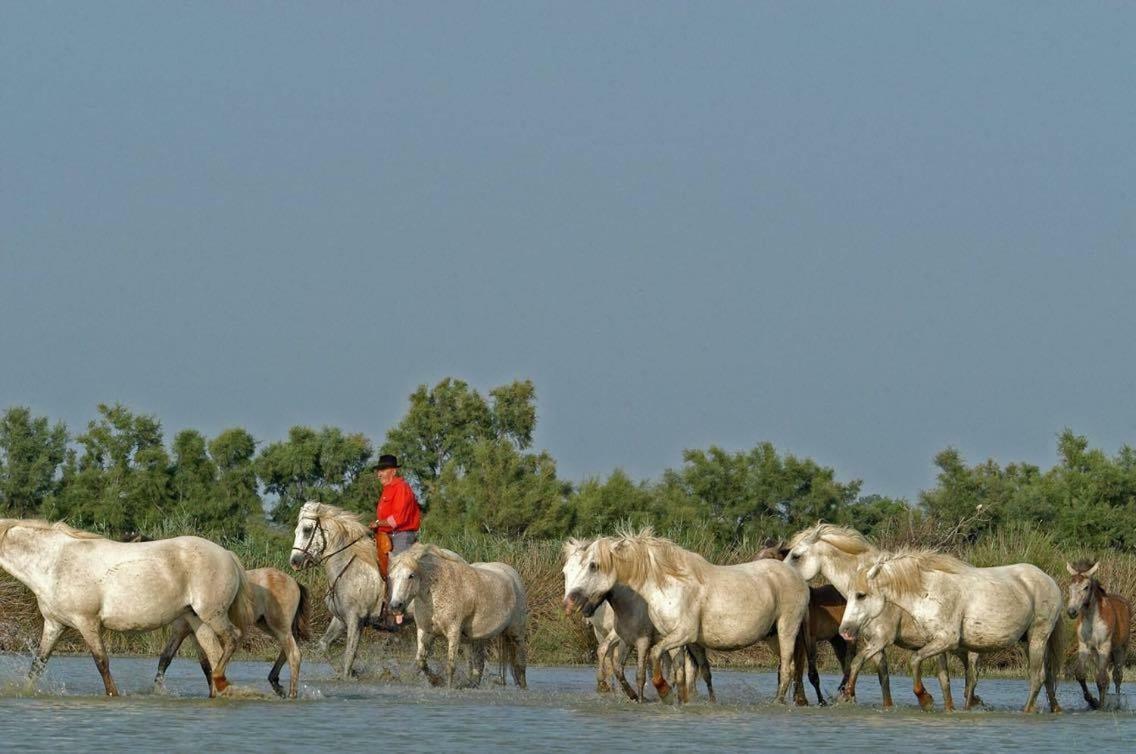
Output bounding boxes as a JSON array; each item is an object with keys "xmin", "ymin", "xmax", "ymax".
[{"xmin": 376, "ymin": 476, "xmax": 421, "ymax": 533}]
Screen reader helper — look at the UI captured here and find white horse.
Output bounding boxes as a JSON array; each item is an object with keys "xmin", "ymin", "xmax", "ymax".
[
  {"xmin": 289, "ymin": 501, "xmax": 385, "ymax": 679},
  {"xmin": 155, "ymin": 567, "xmax": 311, "ymax": 698},
  {"xmin": 0, "ymin": 519, "xmax": 253, "ymax": 696},
  {"xmin": 565, "ymin": 538, "xmax": 712, "ymax": 702},
  {"xmin": 841, "ymin": 548, "xmax": 1063, "ymax": 713},
  {"xmin": 786, "ymin": 523, "xmax": 987, "ymax": 709},
  {"xmin": 562, "ymin": 529, "xmax": 809, "ymax": 704},
  {"xmin": 388, "ymin": 543, "xmax": 528, "ymax": 689}
]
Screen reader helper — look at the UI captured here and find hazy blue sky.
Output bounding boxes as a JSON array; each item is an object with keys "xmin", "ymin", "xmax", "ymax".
[{"xmin": 3, "ymin": 3, "xmax": 1134, "ymax": 501}]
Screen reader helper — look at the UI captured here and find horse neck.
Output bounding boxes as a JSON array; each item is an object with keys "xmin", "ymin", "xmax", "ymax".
[
  {"xmin": 319, "ymin": 526, "xmax": 366, "ymax": 577},
  {"xmin": 0, "ymin": 526, "xmax": 61, "ymax": 595},
  {"xmin": 821, "ymin": 545, "xmax": 877, "ymax": 596}
]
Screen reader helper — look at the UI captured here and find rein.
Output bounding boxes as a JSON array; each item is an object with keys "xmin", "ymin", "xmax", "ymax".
[{"xmin": 291, "ymin": 515, "xmax": 375, "ymax": 602}]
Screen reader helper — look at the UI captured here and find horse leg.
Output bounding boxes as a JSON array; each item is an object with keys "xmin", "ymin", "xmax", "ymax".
[
  {"xmin": 268, "ymin": 648, "xmax": 288, "ymax": 698},
  {"xmin": 1095, "ymin": 642, "xmax": 1112, "ymax": 708},
  {"xmin": 831, "ymin": 636, "xmax": 850, "ymax": 697},
  {"xmin": 772, "ymin": 611, "xmax": 803, "ymax": 705},
  {"xmin": 1112, "ymin": 645, "xmax": 1125, "ymax": 696},
  {"xmin": 807, "ymin": 633, "xmax": 825, "ymax": 706},
  {"xmin": 612, "ymin": 640, "xmax": 638, "ymax": 700},
  {"xmin": 841, "ymin": 639, "xmax": 886, "ymax": 706},
  {"xmin": 909, "ymin": 638, "xmax": 956, "ymax": 711},
  {"xmin": 935, "ymin": 653, "xmax": 955, "ymax": 712},
  {"xmin": 1022, "ymin": 630, "xmax": 1052, "ymax": 713},
  {"xmin": 595, "ymin": 635, "xmax": 614, "ymax": 693},
  {"xmin": 340, "ymin": 617, "xmax": 362, "ymax": 679},
  {"xmin": 75, "ymin": 621, "xmax": 119, "ymax": 697},
  {"xmin": 199, "ymin": 611, "xmax": 242, "ymax": 694},
  {"xmin": 960, "ymin": 650, "xmax": 981, "ymax": 710},
  {"xmin": 155, "ymin": 618, "xmax": 192, "ymax": 690},
  {"xmin": 509, "ymin": 629, "xmax": 528, "ymax": 689},
  {"xmin": 876, "ymin": 651, "xmax": 894, "ymax": 709},
  {"xmin": 649, "ymin": 626, "xmax": 697, "ymax": 702},
  {"xmin": 415, "ymin": 628, "xmax": 442, "ymax": 686},
  {"xmin": 188, "ymin": 617, "xmax": 225, "ymax": 697},
  {"xmin": 688, "ymin": 643, "xmax": 715, "ymax": 703},
  {"xmin": 468, "ymin": 640, "xmax": 486, "ymax": 688},
  {"xmin": 318, "ymin": 615, "xmax": 344, "ymax": 655},
  {"xmin": 444, "ymin": 628, "xmax": 462, "ymax": 688},
  {"xmin": 635, "ymin": 635, "xmax": 650, "ymax": 703},
  {"xmin": 1076, "ymin": 646, "xmax": 1099, "ymax": 709},
  {"xmin": 29, "ymin": 618, "xmax": 66, "ymax": 683}
]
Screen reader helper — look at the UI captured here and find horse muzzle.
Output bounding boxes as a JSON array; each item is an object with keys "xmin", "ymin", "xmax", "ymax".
[
  {"xmin": 839, "ymin": 629, "xmax": 857, "ymax": 642},
  {"xmin": 289, "ymin": 552, "xmax": 312, "ymax": 570},
  {"xmin": 1067, "ymin": 607, "xmax": 1079, "ymax": 619}
]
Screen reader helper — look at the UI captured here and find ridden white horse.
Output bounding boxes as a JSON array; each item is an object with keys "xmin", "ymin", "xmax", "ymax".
[
  {"xmin": 562, "ymin": 529, "xmax": 809, "ymax": 704},
  {"xmin": 289, "ymin": 502, "xmax": 385, "ymax": 679},
  {"xmin": 841, "ymin": 548, "xmax": 1064, "ymax": 713},
  {"xmin": 0, "ymin": 519, "xmax": 253, "ymax": 697},
  {"xmin": 1066, "ymin": 560, "xmax": 1131, "ymax": 709},
  {"xmin": 565, "ymin": 539, "xmax": 712, "ymax": 702},
  {"xmin": 388, "ymin": 543, "xmax": 528, "ymax": 689},
  {"xmin": 786, "ymin": 523, "xmax": 982, "ymax": 709},
  {"xmin": 155, "ymin": 567, "xmax": 311, "ymax": 698}
]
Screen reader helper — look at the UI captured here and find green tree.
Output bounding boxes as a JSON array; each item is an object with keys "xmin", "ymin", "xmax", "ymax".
[
  {"xmin": 382, "ymin": 378, "xmax": 494, "ymax": 491},
  {"xmin": 569, "ymin": 468, "xmax": 655, "ymax": 535},
  {"xmin": 430, "ymin": 439, "xmax": 572, "ymax": 538},
  {"xmin": 257, "ymin": 425, "xmax": 372, "ymax": 523},
  {"xmin": 46, "ymin": 403, "xmax": 170, "ymax": 534},
  {"xmin": 0, "ymin": 407, "xmax": 69, "ymax": 516}
]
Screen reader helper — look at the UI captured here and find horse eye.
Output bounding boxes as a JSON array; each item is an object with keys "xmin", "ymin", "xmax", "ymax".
[
  {"xmin": 588, "ymin": 562, "xmax": 598, "ymax": 572},
  {"xmin": 407, "ymin": 573, "xmax": 415, "ymax": 579},
  {"xmin": 855, "ymin": 592, "xmax": 866, "ymax": 600},
  {"xmin": 302, "ymin": 526, "xmax": 312, "ymax": 534},
  {"xmin": 789, "ymin": 553, "xmax": 799, "ymax": 560}
]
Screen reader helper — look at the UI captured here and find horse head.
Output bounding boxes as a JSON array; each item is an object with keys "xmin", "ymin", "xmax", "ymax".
[
  {"xmin": 839, "ymin": 560, "xmax": 888, "ymax": 642},
  {"xmin": 562, "ymin": 537, "xmax": 618, "ymax": 618},
  {"xmin": 289, "ymin": 501, "xmax": 331, "ymax": 570},
  {"xmin": 1065, "ymin": 560, "xmax": 1101, "ymax": 619}
]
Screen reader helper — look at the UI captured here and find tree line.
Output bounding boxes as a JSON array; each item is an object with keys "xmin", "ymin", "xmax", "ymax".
[{"xmin": 2, "ymin": 378, "xmax": 1134, "ymax": 550}]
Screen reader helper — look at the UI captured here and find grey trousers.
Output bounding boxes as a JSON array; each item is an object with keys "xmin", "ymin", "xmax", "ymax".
[{"xmin": 390, "ymin": 531, "xmax": 418, "ymax": 555}]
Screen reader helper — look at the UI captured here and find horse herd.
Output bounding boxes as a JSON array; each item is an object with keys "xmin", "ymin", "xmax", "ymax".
[{"xmin": 0, "ymin": 508, "xmax": 1129, "ymax": 713}]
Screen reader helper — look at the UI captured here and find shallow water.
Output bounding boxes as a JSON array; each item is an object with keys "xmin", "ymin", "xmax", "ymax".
[{"xmin": 0, "ymin": 654, "xmax": 1132, "ymax": 752}]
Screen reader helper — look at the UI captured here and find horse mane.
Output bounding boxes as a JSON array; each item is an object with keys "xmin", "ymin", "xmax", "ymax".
[
  {"xmin": 788, "ymin": 523, "xmax": 877, "ymax": 556},
  {"xmin": 301, "ymin": 501, "xmax": 378, "ymax": 567},
  {"xmin": 0, "ymin": 518, "xmax": 105, "ymax": 542},
  {"xmin": 562, "ymin": 537, "xmax": 591, "ymax": 560},
  {"xmin": 857, "ymin": 548, "xmax": 969, "ymax": 598},
  {"xmin": 393, "ymin": 542, "xmax": 468, "ymax": 578},
  {"xmin": 591, "ymin": 527, "xmax": 708, "ymax": 588}
]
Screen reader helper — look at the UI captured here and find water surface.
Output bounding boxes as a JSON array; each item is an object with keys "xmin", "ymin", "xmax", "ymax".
[{"xmin": 0, "ymin": 654, "xmax": 1131, "ymax": 752}]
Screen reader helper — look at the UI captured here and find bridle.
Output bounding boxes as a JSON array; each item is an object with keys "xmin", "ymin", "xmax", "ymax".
[{"xmin": 292, "ymin": 515, "xmax": 374, "ymax": 600}]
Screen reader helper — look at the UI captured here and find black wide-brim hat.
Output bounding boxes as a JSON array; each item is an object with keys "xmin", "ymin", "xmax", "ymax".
[{"xmin": 374, "ymin": 454, "xmax": 400, "ymax": 470}]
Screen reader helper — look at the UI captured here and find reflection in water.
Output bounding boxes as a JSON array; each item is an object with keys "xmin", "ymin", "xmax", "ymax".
[{"xmin": 0, "ymin": 657, "xmax": 1132, "ymax": 752}]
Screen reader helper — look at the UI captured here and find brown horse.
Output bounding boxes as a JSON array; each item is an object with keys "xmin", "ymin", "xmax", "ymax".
[
  {"xmin": 757, "ymin": 542, "xmax": 851, "ymax": 705},
  {"xmin": 155, "ymin": 567, "xmax": 312, "ymax": 698},
  {"xmin": 1067, "ymin": 560, "xmax": 1132, "ymax": 710}
]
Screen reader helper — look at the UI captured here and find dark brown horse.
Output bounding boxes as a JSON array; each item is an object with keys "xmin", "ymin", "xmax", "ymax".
[
  {"xmin": 757, "ymin": 541, "xmax": 852, "ymax": 705},
  {"xmin": 1066, "ymin": 560, "xmax": 1132, "ymax": 709}
]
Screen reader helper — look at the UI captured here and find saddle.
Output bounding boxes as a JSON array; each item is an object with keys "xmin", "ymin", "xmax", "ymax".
[{"xmin": 375, "ymin": 530, "xmax": 393, "ymax": 582}]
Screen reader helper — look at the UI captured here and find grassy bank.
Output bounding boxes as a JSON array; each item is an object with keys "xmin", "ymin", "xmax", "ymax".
[{"xmin": 1, "ymin": 521, "xmax": 1133, "ymax": 675}]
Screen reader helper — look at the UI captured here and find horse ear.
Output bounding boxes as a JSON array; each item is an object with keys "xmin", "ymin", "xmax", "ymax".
[
  {"xmin": 867, "ymin": 563, "xmax": 881, "ymax": 580},
  {"xmin": 778, "ymin": 547, "xmax": 790, "ymax": 559},
  {"xmin": 1087, "ymin": 562, "xmax": 1100, "ymax": 576},
  {"xmin": 1066, "ymin": 562, "xmax": 1077, "ymax": 576}
]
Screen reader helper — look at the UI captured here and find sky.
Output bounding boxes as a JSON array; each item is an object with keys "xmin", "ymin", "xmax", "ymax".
[{"xmin": 3, "ymin": 2, "xmax": 1134, "ymax": 502}]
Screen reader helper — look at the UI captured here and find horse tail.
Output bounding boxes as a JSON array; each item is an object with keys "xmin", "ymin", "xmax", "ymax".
[
  {"xmin": 227, "ymin": 556, "xmax": 257, "ymax": 636},
  {"xmin": 293, "ymin": 582, "xmax": 312, "ymax": 642},
  {"xmin": 1045, "ymin": 609, "xmax": 1066, "ymax": 686}
]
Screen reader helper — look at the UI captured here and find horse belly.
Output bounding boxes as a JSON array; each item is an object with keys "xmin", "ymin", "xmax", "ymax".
[
  {"xmin": 99, "ymin": 562, "xmax": 191, "ymax": 631},
  {"xmin": 701, "ymin": 588, "xmax": 777, "ymax": 649}
]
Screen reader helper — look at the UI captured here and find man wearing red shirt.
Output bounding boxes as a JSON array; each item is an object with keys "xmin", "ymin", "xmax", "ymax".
[{"xmin": 369, "ymin": 454, "xmax": 421, "ymax": 565}]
